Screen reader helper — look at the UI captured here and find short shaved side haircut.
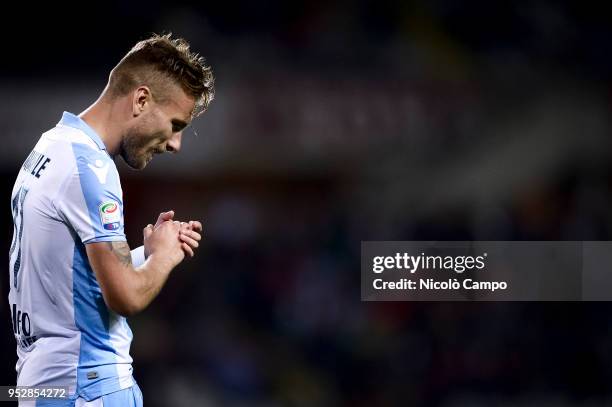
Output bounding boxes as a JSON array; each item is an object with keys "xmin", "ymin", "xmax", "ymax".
[{"xmin": 108, "ymin": 33, "xmax": 215, "ymax": 117}]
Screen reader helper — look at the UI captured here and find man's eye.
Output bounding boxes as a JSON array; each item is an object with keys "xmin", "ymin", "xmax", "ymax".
[{"xmin": 172, "ymin": 120, "xmax": 187, "ymax": 133}]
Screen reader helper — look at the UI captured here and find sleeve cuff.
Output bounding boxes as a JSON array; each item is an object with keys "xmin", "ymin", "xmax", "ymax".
[{"xmin": 131, "ymin": 245, "xmax": 146, "ymax": 267}]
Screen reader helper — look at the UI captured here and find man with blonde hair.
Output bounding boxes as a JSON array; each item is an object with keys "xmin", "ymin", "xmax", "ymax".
[{"xmin": 8, "ymin": 33, "xmax": 214, "ymax": 406}]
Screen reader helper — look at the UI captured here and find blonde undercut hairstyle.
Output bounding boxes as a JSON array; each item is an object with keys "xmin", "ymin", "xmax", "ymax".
[{"xmin": 108, "ymin": 33, "xmax": 215, "ymax": 117}]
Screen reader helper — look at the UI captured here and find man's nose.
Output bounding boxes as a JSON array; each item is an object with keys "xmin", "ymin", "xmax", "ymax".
[{"xmin": 166, "ymin": 132, "xmax": 182, "ymax": 153}]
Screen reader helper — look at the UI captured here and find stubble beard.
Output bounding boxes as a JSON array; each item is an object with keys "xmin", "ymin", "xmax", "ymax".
[{"xmin": 120, "ymin": 131, "xmax": 150, "ymax": 170}]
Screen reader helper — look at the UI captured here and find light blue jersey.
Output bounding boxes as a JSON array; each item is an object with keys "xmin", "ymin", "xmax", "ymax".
[{"xmin": 9, "ymin": 112, "xmax": 136, "ymax": 401}]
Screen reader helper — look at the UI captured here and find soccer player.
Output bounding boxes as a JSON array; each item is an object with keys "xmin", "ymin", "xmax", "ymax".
[{"xmin": 8, "ymin": 34, "xmax": 214, "ymax": 406}]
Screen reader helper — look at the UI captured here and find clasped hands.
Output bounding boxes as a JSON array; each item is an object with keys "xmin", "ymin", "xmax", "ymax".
[{"xmin": 142, "ymin": 210, "xmax": 202, "ymax": 261}]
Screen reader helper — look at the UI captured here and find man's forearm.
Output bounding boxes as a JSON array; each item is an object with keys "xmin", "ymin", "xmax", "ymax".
[
  {"xmin": 130, "ymin": 253, "xmax": 176, "ymax": 314},
  {"xmin": 89, "ymin": 241, "xmax": 175, "ymax": 317}
]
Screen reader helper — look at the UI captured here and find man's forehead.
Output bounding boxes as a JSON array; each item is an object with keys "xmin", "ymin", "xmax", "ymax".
[{"xmin": 167, "ymin": 90, "xmax": 196, "ymax": 122}]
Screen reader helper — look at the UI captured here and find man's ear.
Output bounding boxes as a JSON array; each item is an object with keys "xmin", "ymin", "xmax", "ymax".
[{"xmin": 132, "ymin": 86, "xmax": 151, "ymax": 117}]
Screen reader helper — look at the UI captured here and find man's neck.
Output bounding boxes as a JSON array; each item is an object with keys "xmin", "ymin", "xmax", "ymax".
[{"xmin": 78, "ymin": 95, "xmax": 124, "ymax": 156}]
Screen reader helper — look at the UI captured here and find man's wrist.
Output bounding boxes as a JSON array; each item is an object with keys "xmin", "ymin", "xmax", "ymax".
[{"xmin": 146, "ymin": 252, "xmax": 176, "ymax": 275}]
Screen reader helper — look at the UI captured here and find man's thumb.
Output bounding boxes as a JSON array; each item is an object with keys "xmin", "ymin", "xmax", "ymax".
[{"xmin": 143, "ymin": 224, "xmax": 154, "ymax": 239}]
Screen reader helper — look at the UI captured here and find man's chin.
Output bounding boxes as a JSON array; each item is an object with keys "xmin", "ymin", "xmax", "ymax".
[
  {"xmin": 133, "ymin": 162, "xmax": 148, "ymax": 170},
  {"xmin": 121, "ymin": 153, "xmax": 149, "ymax": 170},
  {"xmin": 132, "ymin": 159, "xmax": 149, "ymax": 170}
]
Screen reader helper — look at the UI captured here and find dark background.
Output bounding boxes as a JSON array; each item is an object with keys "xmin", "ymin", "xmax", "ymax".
[{"xmin": 3, "ymin": 1, "xmax": 612, "ymax": 405}]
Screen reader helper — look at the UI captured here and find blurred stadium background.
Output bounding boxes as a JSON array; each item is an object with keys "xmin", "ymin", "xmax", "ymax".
[{"xmin": 3, "ymin": 1, "xmax": 612, "ymax": 406}]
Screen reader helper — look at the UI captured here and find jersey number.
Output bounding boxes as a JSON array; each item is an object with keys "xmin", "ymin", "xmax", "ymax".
[{"xmin": 9, "ymin": 186, "xmax": 28, "ymax": 288}]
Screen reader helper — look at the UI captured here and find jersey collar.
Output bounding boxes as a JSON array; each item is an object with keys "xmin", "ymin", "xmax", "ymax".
[{"xmin": 58, "ymin": 111, "xmax": 107, "ymax": 151}]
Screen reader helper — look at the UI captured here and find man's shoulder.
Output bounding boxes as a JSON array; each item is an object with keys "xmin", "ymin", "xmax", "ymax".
[
  {"xmin": 50, "ymin": 123, "xmax": 111, "ymax": 162},
  {"xmin": 46, "ymin": 123, "xmax": 95, "ymax": 149},
  {"xmin": 57, "ymin": 130, "xmax": 107, "ymax": 159},
  {"xmin": 37, "ymin": 126, "xmax": 115, "ymax": 184},
  {"xmin": 38, "ymin": 123, "xmax": 120, "ymax": 197}
]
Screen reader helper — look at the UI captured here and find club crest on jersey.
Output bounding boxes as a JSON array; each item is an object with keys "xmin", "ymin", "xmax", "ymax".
[{"xmin": 99, "ymin": 200, "xmax": 121, "ymax": 230}]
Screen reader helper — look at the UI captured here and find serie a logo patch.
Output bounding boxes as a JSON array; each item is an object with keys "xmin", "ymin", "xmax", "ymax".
[{"xmin": 98, "ymin": 200, "xmax": 121, "ymax": 230}]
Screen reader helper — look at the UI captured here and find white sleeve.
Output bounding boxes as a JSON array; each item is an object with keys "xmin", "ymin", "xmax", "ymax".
[
  {"xmin": 131, "ymin": 246, "xmax": 146, "ymax": 267},
  {"xmin": 56, "ymin": 146, "xmax": 126, "ymax": 244}
]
